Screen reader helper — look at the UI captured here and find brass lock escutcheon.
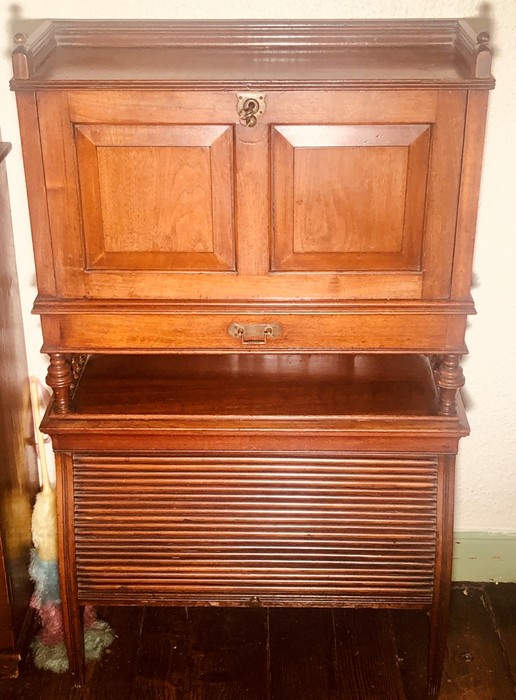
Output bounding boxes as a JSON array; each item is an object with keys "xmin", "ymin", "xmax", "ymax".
[
  {"xmin": 227, "ymin": 322, "xmax": 282, "ymax": 345},
  {"xmin": 237, "ymin": 94, "xmax": 266, "ymax": 127}
]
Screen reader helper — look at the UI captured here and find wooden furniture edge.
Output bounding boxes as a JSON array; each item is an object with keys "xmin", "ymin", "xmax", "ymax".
[
  {"xmin": 11, "ymin": 18, "xmax": 475, "ymax": 50},
  {"xmin": 12, "ymin": 20, "xmax": 55, "ymax": 80},
  {"xmin": 10, "ymin": 18, "xmax": 494, "ymax": 88},
  {"xmin": 455, "ymin": 20, "xmax": 493, "ymax": 79},
  {"xmin": 15, "ymin": 93, "xmax": 57, "ymax": 296},
  {"xmin": 0, "ymin": 651, "xmax": 22, "ymax": 678},
  {"xmin": 33, "ymin": 297, "xmax": 477, "ymax": 314},
  {"xmin": 451, "ymin": 90, "xmax": 490, "ymax": 297},
  {"xmin": 0, "ymin": 604, "xmax": 35, "ymax": 678},
  {"xmin": 428, "ymin": 454, "xmax": 456, "ymax": 696}
]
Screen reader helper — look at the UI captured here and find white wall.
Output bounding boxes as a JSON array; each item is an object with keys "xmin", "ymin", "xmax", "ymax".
[{"xmin": 0, "ymin": 1, "xmax": 514, "ymax": 532}]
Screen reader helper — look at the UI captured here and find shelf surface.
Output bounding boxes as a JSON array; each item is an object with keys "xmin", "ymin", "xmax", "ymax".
[
  {"xmin": 42, "ymin": 354, "xmax": 469, "ymax": 456},
  {"xmin": 72, "ymin": 353, "xmax": 439, "ymax": 418}
]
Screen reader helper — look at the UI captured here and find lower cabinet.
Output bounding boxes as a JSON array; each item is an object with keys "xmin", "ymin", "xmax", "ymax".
[{"xmin": 43, "ymin": 353, "xmax": 466, "ymax": 695}]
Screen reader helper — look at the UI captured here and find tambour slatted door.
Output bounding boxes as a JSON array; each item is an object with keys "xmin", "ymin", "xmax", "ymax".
[{"xmin": 73, "ymin": 456, "xmax": 438, "ymax": 607}]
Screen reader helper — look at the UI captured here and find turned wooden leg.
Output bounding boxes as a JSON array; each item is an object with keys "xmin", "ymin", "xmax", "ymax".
[
  {"xmin": 46, "ymin": 353, "xmax": 73, "ymax": 414},
  {"xmin": 435, "ymin": 355, "xmax": 465, "ymax": 416},
  {"xmin": 55, "ymin": 452, "xmax": 85, "ymax": 685},
  {"xmin": 428, "ymin": 455, "xmax": 455, "ymax": 697}
]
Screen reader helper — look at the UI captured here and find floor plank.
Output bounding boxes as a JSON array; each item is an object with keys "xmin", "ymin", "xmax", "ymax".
[
  {"xmin": 484, "ymin": 583, "xmax": 516, "ymax": 692},
  {"xmin": 132, "ymin": 607, "xmax": 190, "ymax": 699},
  {"xmin": 0, "ymin": 660, "xmax": 84, "ymax": 700},
  {"xmin": 440, "ymin": 584, "xmax": 516, "ymax": 700},
  {"xmin": 391, "ymin": 609, "xmax": 430, "ymax": 700},
  {"xmin": 186, "ymin": 607, "xmax": 269, "ymax": 700},
  {"xmin": 334, "ymin": 608, "xmax": 405, "ymax": 700},
  {"xmin": 0, "ymin": 606, "xmax": 140, "ymax": 700},
  {"xmin": 269, "ymin": 607, "xmax": 337, "ymax": 700}
]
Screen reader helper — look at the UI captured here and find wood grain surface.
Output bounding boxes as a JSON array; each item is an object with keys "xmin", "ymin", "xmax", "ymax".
[{"xmin": 1, "ymin": 584, "xmax": 515, "ymax": 699}]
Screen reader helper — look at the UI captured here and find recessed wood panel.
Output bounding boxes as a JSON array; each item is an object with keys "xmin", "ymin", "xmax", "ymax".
[
  {"xmin": 293, "ymin": 146, "xmax": 407, "ymax": 254},
  {"xmin": 97, "ymin": 146, "xmax": 213, "ymax": 254},
  {"xmin": 75, "ymin": 124, "xmax": 235, "ymax": 271},
  {"xmin": 272, "ymin": 124, "xmax": 430, "ymax": 272}
]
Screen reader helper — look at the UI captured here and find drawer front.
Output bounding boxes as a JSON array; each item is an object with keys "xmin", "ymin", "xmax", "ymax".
[
  {"xmin": 44, "ymin": 311, "xmax": 464, "ymax": 353},
  {"xmin": 73, "ymin": 456, "xmax": 438, "ymax": 607}
]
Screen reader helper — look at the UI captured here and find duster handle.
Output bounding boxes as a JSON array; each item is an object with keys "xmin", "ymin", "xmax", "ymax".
[{"xmin": 30, "ymin": 376, "xmax": 52, "ymax": 493}]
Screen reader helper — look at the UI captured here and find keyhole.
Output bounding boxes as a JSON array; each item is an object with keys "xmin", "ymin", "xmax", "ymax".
[{"xmin": 244, "ymin": 98, "xmax": 259, "ymax": 114}]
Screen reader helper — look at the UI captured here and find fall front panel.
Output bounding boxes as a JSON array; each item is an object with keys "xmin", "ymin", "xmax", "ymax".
[{"xmin": 35, "ymin": 90, "xmax": 465, "ymax": 301}]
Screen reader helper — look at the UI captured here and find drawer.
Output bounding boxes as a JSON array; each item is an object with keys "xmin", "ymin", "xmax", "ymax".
[
  {"xmin": 43, "ymin": 311, "xmax": 465, "ymax": 353},
  {"xmin": 73, "ymin": 455, "xmax": 438, "ymax": 607}
]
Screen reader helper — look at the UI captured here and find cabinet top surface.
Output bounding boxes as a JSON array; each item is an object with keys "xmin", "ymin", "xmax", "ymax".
[{"xmin": 11, "ymin": 19, "xmax": 494, "ymax": 90}]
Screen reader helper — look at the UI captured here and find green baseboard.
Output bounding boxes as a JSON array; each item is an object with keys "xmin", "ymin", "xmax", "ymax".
[{"xmin": 452, "ymin": 531, "xmax": 516, "ymax": 582}]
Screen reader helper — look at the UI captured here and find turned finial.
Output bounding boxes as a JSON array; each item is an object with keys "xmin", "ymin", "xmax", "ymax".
[
  {"xmin": 477, "ymin": 31, "xmax": 490, "ymax": 45},
  {"xmin": 13, "ymin": 32, "xmax": 27, "ymax": 45}
]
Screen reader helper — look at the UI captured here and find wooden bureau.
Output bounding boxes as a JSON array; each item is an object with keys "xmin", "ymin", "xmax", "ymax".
[{"xmin": 11, "ymin": 19, "xmax": 493, "ymax": 696}]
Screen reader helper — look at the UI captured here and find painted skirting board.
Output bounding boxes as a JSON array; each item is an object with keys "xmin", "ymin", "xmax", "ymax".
[{"xmin": 452, "ymin": 532, "xmax": 516, "ymax": 582}]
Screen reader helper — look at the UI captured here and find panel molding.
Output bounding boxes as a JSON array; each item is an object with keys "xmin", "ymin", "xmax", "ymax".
[
  {"xmin": 271, "ymin": 123, "xmax": 431, "ymax": 273},
  {"xmin": 75, "ymin": 123, "xmax": 235, "ymax": 272}
]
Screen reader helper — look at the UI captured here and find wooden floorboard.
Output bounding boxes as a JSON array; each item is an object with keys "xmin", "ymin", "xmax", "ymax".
[
  {"xmin": 269, "ymin": 607, "xmax": 336, "ymax": 700},
  {"xmin": 90, "ymin": 606, "xmax": 144, "ymax": 699},
  {"xmin": 185, "ymin": 607, "xmax": 269, "ymax": 700},
  {"xmin": 132, "ymin": 607, "xmax": 189, "ymax": 699},
  {"xmin": 391, "ymin": 609, "xmax": 430, "ymax": 700},
  {"xmin": 0, "ymin": 584, "xmax": 515, "ymax": 699},
  {"xmin": 440, "ymin": 584, "xmax": 516, "ymax": 700},
  {"xmin": 334, "ymin": 608, "xmax": 405, "ymax": 700},
  {"xmin": 485, "ymin": 583, "xmax": 516, "ymax": 692}
]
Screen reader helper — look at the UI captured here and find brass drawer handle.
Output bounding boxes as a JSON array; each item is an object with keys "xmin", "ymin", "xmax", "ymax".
[{"xmin": 227, "ymin": 322, "xmax": 282, "ymax": 345}]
